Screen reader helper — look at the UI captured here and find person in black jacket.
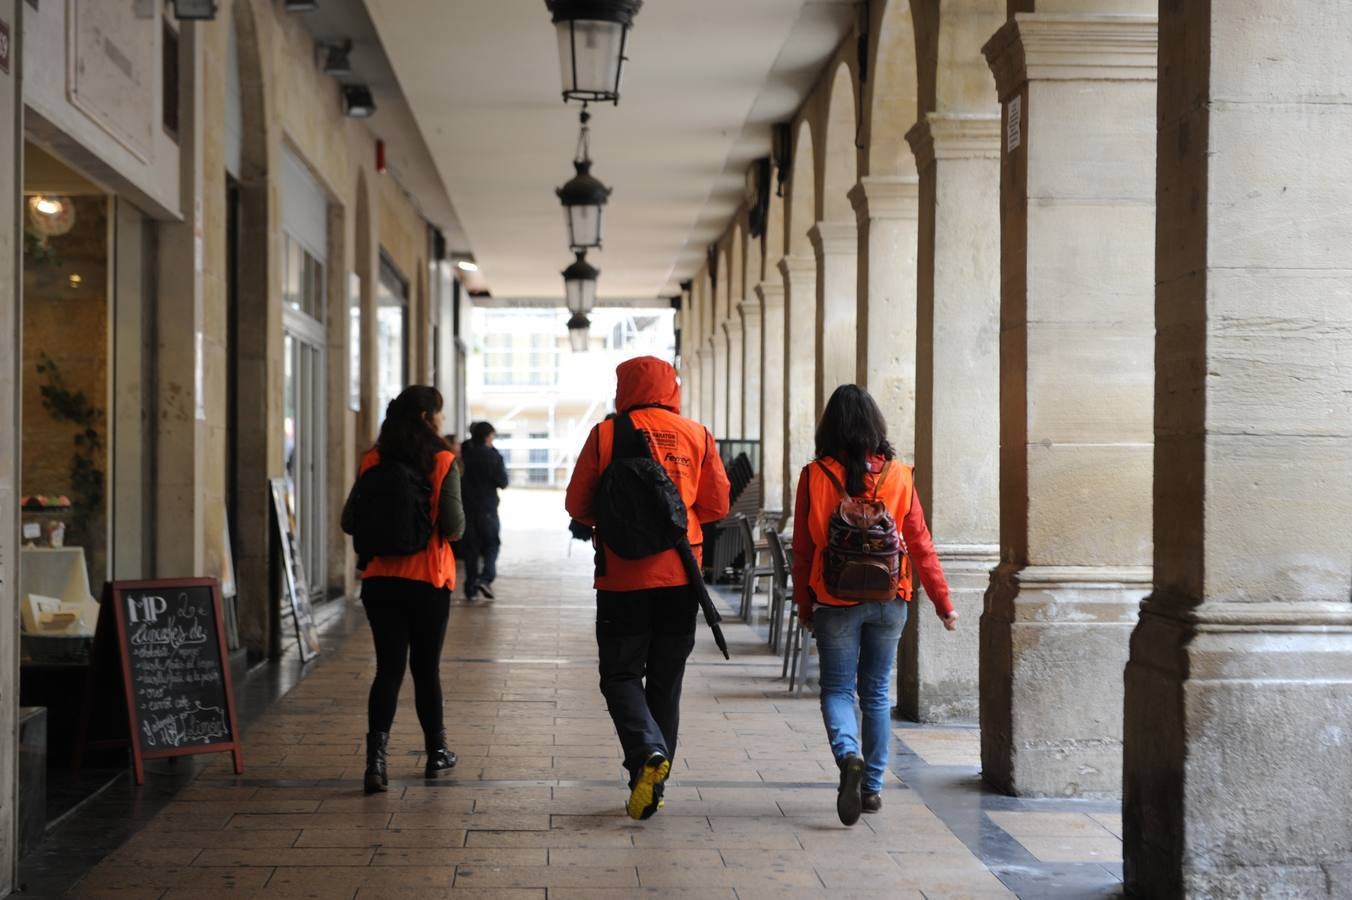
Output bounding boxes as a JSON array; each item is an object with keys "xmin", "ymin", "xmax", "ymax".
[{"xmin": 459, "ymin": 421, "xmax": 508, "ymax": 600}]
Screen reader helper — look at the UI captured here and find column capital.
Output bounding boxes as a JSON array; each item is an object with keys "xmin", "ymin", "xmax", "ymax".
[
  {"xmin": 848, "ymin": 175, "xmax": 921, "ymax": 225},
  {"xmin": 905, "ymin": 113, "xmax": 1001, "ymax": 170},
  {"xmin": 776, "ymin": 254, "xmax": 815, "ymax": 281},
  {"xmin": 755, "ymin": 279, "xmax": 785, "ymax": 307},
  {"xmin": 722, "ymin": 317, "xmax": 743, "ymax": 338},
  {"xmin": 807, "ymin": 220, "xmax": 857, "ymax": 259},
  {"xmin": 737, "ymin": 299, "xmax": 762, "ymax": 322},
  {"xmin": 984, "ymin": 14, "xmax": 1158, "ymax": 101}
]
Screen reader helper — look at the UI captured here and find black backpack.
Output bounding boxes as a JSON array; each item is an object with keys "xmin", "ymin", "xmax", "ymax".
[
  {"xmin": 594, "ymin": 412, "xmax": 688, "ymax": 560},
  {"xmin": 344, "ymin": 459, "xmax": 434, "ymax": 562}
]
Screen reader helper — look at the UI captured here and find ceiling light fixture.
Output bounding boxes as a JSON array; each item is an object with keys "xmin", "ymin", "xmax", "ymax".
[
  {"xmin": 171, "ymin": 0, "xmax": 218, "ymax": 20},
  {"xmin": 321, "ymin": 40, "xmax": 353, "ymax": 76},
  {"xmin": 342, "ymin": 84, "xmax": 376, "ymax": 118},
  {"xmin": 556, "ymin": 109, "xmax": 611, "ymax": 250},
  {"xmin": 545, "ymin": 0, "xmax": 642, "ymax": 105},
  {"xmin": 284, "ymin": 0, "xmax": 319, "ymax": 12},
  {"xmin": 567, "ymin": 313, "xmax": 591, "ymax": 353},
  {"xmin": 562, "ymin": 250, "xmax": 599, "ymax": 315},
  {"xmin": 456, "ymin": 260, "xmax": 479, "ymax": 273}
]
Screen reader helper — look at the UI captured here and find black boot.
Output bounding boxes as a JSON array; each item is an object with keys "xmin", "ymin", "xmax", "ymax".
[
  {"xmin": 424, "ymin": 729, "xmax": 457, "ymax": 778},
  {"xmin": 364, "ymin": 732, "xmax": 389, "ymax": 794}
]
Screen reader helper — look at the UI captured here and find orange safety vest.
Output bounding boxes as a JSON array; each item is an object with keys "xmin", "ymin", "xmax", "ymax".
[
  {"xmin": 804, "ymin": 457, "xmax": 915, "ymax": 607},
  {"xmin": 357, "ymin": 448, "xmax": 457, "ymax": 590}
]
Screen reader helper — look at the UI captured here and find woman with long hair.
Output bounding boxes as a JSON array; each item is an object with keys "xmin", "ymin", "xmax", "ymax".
[
  {"xmin": 342, "ymin": 385, "xmax": 465, "ymax": 793},
  {"xmin": 791, "ymin": 384, "xmax": 958, "ymax": 826}
]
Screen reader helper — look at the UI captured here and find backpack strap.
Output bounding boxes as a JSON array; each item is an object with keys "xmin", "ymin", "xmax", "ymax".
[
  {"xmin": 871, "ymin": 460, "xmax": 892, "ymax": 501},
  {"xmin": 815, "ymin": 460, "xmax": 848, "ymax": 500}
]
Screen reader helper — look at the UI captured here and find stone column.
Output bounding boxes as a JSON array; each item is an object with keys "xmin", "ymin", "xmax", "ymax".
[
  {"xmin": 1124, "ymin": 3, "xmax": 1352, "ymax": 895},
  {"xmin": 157, "ymin": 22, "xmax": 207, "ymax": 576},
  {"xmin": 0, "ymin": 1, "xmax": 23, "ymax": 888},
  {"xmin": 979, "ymin": 12, "xmax": 1157, "ymax": 797},
  {"xmin": 778, "ymin": 254, "xmax": 817, "ymax": 511},
  {"xmin": 739, "ymin": 299, "xmax": 762, "ymax": 441},
  {"xmin": 809, "ymin": 221, "xmax": 858, "ymax": 412},
  {"xmin": 849, "ymin": 176, "xmax": 920, "ymax": 453},
  {"xmin": 724, "ymin": 318, "xmax": 744, "ymax": 438},
  {"xmin": 902, "ymin": 115, "xmax": 1001, "ymax": 723},
  {"xmin": 700, "ymin": 338, "xmax": 715, "ymax": 430},
  {"xmin": 712, "ymin": 329, "xmax": 728, "ymax": 439},
  {"xmin": 757, "ymin": 281, "xmax": 786, "ymax": 512}
]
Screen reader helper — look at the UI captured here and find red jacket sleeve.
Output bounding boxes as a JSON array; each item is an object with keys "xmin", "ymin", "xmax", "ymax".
[
  {"xmin": 691, "ymin": 429, "xmax": 731, "ymax": 525},
  {"xmin": 791, "ymin": 469, "xmax": 814, "ymax": 619},
  {"xmin": 904, "ymin": 490, "xmax": 954, "ymax": 618},
  {"xmin": 564, "ymin": 426, "xmax": 602, "ymax": 525}
]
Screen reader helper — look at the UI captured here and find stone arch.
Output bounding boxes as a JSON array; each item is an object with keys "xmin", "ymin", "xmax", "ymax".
[
  {"xmin": 864, "ymin": 0, "xmax": 920, "ymax": 177},
  {"xmin": 913, "ymin": 0, "xmax": 1006, "ymax": 116},
  {"xmin": 786, "ymin": 119, "xmax": 816, "ymax": 257},
  {"xmin": 819, "ymin": 61, "xmax": 859, "ymax": 222}
]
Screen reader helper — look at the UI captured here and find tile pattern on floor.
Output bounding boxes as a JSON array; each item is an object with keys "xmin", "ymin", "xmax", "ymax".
[{"xmin": 46, "ymin": 489, "xmax": 1122, "ymax": 898}]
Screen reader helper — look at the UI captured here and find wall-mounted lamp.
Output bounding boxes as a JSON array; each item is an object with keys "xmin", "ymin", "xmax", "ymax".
[
  {"xmin": 343, "ymin": 85, "xmax": 376, "ymax": 118},
  {"xmin": 285, "ymin": 0, "xmax": 319, "ymax": 12}
]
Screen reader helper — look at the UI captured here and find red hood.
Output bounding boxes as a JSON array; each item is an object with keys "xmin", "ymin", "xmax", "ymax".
[{"xmin": 615, "ymin": 356, "xmax": 681, "ymax": 414}]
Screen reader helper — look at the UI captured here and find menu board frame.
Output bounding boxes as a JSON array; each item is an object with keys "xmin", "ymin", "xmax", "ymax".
[{"xmin": 104, "ymin": 578, "xmax": 244, "ymax": 785}]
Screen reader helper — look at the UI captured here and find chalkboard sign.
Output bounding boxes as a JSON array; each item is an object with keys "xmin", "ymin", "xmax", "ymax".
[
  {"xmin": 270, "ymin": 478, "xmax": 321, "ymax": 662},
  {"xmin": 102, "ymin": 579, "xmax": 243, "ymax": 784}
]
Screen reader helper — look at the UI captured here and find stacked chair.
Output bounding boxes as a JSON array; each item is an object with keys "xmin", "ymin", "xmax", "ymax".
[{"xmin": 764, "ymin": 526, "xmax": 814, "ymax": 694}]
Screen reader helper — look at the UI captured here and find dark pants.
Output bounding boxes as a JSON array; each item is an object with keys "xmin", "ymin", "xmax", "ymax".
[
  {"xmin": 462, "ymin": 510, "xmax": 501, "ymax": 595},
  {"xmin": 362, "ymin": 577, "xmax": 451, "ymax": 735},
  {"xmin": 596, "ymin": 585, "xmax": 698, "ymax": 781}
]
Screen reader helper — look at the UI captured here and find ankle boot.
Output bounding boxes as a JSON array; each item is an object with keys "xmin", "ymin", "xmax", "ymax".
[
  {"xmin": 424, "ymin": 729, "xmax": 457, "ymax": 778},
  {"xmin": 364, "ymin": 732, "xmax": 389, "ymax": 794}
]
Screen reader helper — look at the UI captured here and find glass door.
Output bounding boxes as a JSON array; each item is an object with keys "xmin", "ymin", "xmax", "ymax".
[{"xmin": 282, "ymin": 233, "xmax": 326, "ymax": 607}]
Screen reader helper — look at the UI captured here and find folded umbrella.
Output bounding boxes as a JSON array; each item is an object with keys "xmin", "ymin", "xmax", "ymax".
[{"xmin": 675, "ymin": 538, "xmax": 730, "ymax": 660}]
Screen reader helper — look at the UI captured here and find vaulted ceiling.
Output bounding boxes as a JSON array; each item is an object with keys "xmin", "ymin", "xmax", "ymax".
[{"xmin": 366, "ymin": 0, "xmax": 855, "ymax": 301}]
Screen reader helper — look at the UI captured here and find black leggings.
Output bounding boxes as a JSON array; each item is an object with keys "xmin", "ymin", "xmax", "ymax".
[{"xmin": 362, "ymin": 577, "xmax": 451, "ymax": 735}]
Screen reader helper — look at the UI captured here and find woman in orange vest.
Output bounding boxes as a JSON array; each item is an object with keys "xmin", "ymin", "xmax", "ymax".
[
  {"xmin": 342, "ymin": 386, "xmax": 465, "ymax": 794},
  {"xmin": 792, "ymin": 384, "xmax": 959, "ymax": 826}
]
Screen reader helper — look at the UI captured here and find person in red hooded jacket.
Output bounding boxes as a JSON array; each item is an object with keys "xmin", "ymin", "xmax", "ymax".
[{"xmin": 566, "ymin": 356, "xmax": 730, "ymax": 820}]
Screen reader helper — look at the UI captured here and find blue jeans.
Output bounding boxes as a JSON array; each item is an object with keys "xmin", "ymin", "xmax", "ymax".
[{"xmin": 813, "ymin": 600, "xmax": 908, "ymax": 793}]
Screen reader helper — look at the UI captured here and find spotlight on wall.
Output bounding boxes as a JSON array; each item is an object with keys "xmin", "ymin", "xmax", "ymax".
[
  {"xmin": 285, "ymin": 0, "xmax": 319, "ymax": 12},
  {"xmin": 321, "ymin": 40, "xmax": 353, "ymax": 76},
  {"xmin": 456, "ymin": 260, "xmax": 480, "ymax": 273},
  {"xmin": 172, "ymin": 0, "xmax": 218, "ymax": 20},
  {"xmin": 342, "ymin": 85, "xmax": 376, "ymax": 118}
]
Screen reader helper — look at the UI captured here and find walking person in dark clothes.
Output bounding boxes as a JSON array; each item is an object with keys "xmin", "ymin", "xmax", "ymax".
[
  {"xmin": 565, "ymin": 356, "xmax": 730, "ymax": 819},
  {"xmin": 342, "ymin": 386, "xmax": 465, "ymax": 794},
  {"xmin": 459, "ymin": 421, "xmax": 508, "ymax": 600}
]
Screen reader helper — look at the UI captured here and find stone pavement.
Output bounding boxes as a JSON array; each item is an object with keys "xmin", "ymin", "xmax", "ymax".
[{"xmin": 61, "ymin": 490, "xmax": 1123, "ymax": 898}]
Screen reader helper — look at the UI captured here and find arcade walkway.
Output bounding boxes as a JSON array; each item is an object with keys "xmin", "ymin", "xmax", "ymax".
[{"xmin": 54, "ymin": 492, "xmax": 1123, "ymax": 898}]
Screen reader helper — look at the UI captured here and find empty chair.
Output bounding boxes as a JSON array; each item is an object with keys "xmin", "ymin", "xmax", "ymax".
[{"xmin": 737, "ymin": 514, "xmax": 772, "ymax": 623}]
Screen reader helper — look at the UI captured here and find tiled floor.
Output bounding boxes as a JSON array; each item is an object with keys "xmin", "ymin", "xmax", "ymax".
[{"xmin": 43, "ymin": 490, "xmax": 1124, "ymax": 898}]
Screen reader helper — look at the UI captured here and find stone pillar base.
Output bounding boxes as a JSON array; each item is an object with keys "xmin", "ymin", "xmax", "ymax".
[
  {"xmin": 981, "ymin": 563, "xmax": 1148, "ymax": 797},
  {"xmin": 1125, "ymin": 600, "xmax": 1352, "ymax": 898},
  {"xmin": 898, "ymin": 544, "xmax": 994, "ymax": 723}
]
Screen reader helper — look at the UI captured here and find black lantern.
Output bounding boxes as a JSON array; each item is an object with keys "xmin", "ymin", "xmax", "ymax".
[
  {"xmin": 567, "ymin": 313, "xmax": 592, "ymax": 352},
  {"xmin": 545, "ymin": 0, "xmax": 642, "ymax": 104},
  {"xmin": 563, "ymin": 250, "xmax": 599, "ymax": 315},
  {"xmin": 557, "ymin": 111, "xmax": 611, "ymax": 250}
]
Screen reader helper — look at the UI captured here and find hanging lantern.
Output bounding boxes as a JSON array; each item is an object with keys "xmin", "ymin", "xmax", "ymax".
[
  {"xmin": 545, "ymin": 0, "xmax": 642, "ymax": 105},
  {"xmin": 562, "ymin": 250, "xmax": 599, "ymax": 315},
  {"xmin": 567, "ymin": 313, "xmax": 591, "ymax": 352},
  {"xmin": 557, "ymin": 110, "xmax": 611, "ymax": 250}
]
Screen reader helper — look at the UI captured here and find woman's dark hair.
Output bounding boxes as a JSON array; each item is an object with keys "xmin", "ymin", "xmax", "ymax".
[
  {"xmin": 469, "ymin": 420, "xmax": 495, "ymax": 445},
  {"xmin": 814, "ymin": 384, "xmax": 896, "ymax": 496},
  {"xmin": 377, "ymin": 385, "xmax": 447, "ymax": 473}
]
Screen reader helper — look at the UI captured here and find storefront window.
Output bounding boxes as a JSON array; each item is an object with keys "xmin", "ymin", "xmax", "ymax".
[
  {"xmin": 376, "ymin": 256, "xmax": 408, "ymax": 417},
  {"xmin": 20, "ymin": 193, "xmax": 110, "ymax": 599}
]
